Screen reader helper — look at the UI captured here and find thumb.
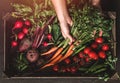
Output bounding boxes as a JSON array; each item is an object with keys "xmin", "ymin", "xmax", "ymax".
[
  {"xmin": 66, "ymin": 34, "xmax": 74, "ymax": 45},
  {"xmin": 68, "ymin": 20, "xmax": 73, "ymax": 27}
]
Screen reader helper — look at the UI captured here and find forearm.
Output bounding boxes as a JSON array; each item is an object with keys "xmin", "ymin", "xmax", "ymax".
[
  {"xmin": 51, "ymin": 0, "xmax": 69, "ymax": 23},
  {"xmin": 51, "ymin": 0, "xmax": 74, "ymax": 44}
]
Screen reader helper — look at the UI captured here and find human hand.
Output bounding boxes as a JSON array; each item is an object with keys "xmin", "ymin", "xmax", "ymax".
[
  {"xmin": 51, "ymin": 0, "xmax": 74, "ymax": 44},
  {"xmin": 59, "ymin": 17, "xmax": 74, "ymax": 45}
]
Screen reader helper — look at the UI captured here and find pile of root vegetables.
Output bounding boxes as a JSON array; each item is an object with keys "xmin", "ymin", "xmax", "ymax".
[{"xmin": 10, "ymin": 1, "xmax": 117, "ymax": 81}]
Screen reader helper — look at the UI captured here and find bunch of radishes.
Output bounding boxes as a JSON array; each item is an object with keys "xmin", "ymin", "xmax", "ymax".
[
  {"xmin": 52, "ymin": 53, "xmax": 88, "ymax": 73},
  {"xmin": 11, "ymin": 19, "xmax": 31, "ymax": 47},
  {"xmin": 79, "ymin": 37, "xmax": 109, "ymax": 61},
  {"xmin": 53, "ymin": 64, "xmax": 78, "ymax": 73}
]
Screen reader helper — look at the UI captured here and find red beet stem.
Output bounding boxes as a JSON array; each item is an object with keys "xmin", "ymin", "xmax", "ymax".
[{"xmin": 32, "ymin": 16, "xmax": 55, "ymax": 48}]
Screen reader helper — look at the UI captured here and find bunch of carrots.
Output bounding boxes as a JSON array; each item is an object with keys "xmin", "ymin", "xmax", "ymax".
[
  {"xmin": 40, "ymin": 39, "xmax": 72, "ymax": 69},
  {"xmin": 40, "ymin": 32, "xmax": 93, "ymax": 69}
]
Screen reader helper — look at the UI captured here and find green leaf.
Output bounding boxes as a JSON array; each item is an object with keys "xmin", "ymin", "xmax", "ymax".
[
  {"xmin": 51, "ymin": 24, "xmax": 62, "ymax": 42},
  {"xmin": 20, "ymin": 54, "xmax": 23, "ymax": 61},
  {"xmin": 90, "ymin": 64, "xmax": 107, "ymax": 72},
  {"xmin": 12, "ymin": 3, "xmax": 32, "ymax": 13},
  {"xmin": 79, "ymin": 67, "xmax": 88, "ymax": 71},
  {"xmin": 21, "ymin": 65, "xmax": 28, "ymax": 71},
  {"xmin": 94, "ymin": 68, "xmax": 106, "ymax": 74}
]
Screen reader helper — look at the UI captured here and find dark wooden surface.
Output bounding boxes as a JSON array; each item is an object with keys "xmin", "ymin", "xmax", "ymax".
[{"xmin": 0, "ymin": 0, "xmax": 120, "ymax": 83}]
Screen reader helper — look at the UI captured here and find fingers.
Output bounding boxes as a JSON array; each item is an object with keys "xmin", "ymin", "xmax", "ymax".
[
  {"xmin": 68, "ymin": 20, "xmax": 73, "ymax": 27},
  {"xmin": 61, "ymin": 31, "xmax": 75, "ymax": 45},
  {"xmin": 66, "ymin": 34, "xmax": 75, "ymax": 45},
  {"xmin": 59, "ymin": 16, "xmax": 74, "ymax": 45},
  {"xmin": 66, "ymin": 17, "xmax": 73, "ymax": 26},
  {"xmin": 61, "ymin": 31, "xmax": 67, "ymax": 39}
]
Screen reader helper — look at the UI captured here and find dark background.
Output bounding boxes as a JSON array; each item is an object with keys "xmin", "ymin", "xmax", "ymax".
[{"xmin": 0, "ymin": 0, "xmax": 120, "ymax": 83}]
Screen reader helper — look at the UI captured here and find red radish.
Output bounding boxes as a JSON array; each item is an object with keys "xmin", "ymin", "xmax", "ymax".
[
  {"xmin": 99, "ymin": 29, "xmax": 103, "ymax": 37},
  {"xmin": 64, "ymin": 58, "xmax": 71, "ymax": 64},
  {"xmin": 70, "ymin": 67, "xmax": 77, "ymax": 73},
  {"xmin": 78, "ymin": 52, "xmax": 84, "ymax": 58},
  {"xmin": 22, "ymin": 27, "xmax": 29, "ymax": 34},
  {"xmin": 98, "ymin": 51, "xmax": 106, "ymax": 59},
  {"xmin": 91, "ymin": 42, "xmax": 98, "ymax": 49},
  {"xmin": 88, "ymin": 51, "xmax": 98, "ymax": 60},
  {"xmin": 85, "ymin": 57, "xmax": 90, "ymax": 62},
  {"xmin": 93, "ymin": 30, "xmax": 96, "ymax": 36},
  {"xmin": 13, "ymin": 20, "xmax": 23, "ymax": 29},
  {"xmin": 73, "ymin": 56, "xmax": 79, "ymax": 62},
  {"xmin": 102, "ymin": 44, "xmax": 109, "ymax": 51},
  {"xmin": 84, "ymin": 47, "xmax": 91, "ymax": 54},
  {"xmin": 95, "ymin": 37, "xmax": 104, "ymax": 44},
  {"xmin": 66, "ymin": 67, "xmax": 71, "ymax": 72},
  {"xmin": 47, "ymin": 33, "xmax": 52, "ymax": 40},
  {"xmin": 43, "ymin": 42, "xmax": 48, "ymax": 47},
  {"xmin": 24, "ymin": 20, "xmax": 31, "ymax": 26},
  {"xmin": 11, "ymin": 41, "xmax": 18, "ymax": 47},
  {"xmin": 79, "ymin": 61, "xmax": 85, "ymax": 66},
  {"xmin": 53, "ymin": 65, "xmax": 59, "ymax": 71},
  {"xmin": 18, "ymin": 32, "xmax": 25, "ymax": 39},
  {"xmin": 61, "ymin": 67, "xmax": 66, "ymax": 72}
]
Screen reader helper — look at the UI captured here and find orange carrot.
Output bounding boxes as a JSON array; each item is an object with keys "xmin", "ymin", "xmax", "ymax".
[
  {"xmin": 48, "ymin": 47, "xmax": 63, "ymax": 61},
  {"xmin": 66, "ymin": 44, "xmax": 74, "ymax": 54},
  {"xmin": 59, "ymin": 50, "xmax": 73, "ymax": 62},
  {"xmin": 41, "ymin": 47, "xmax": 58, "ymax": 56},
  {"xmin": 58, "ymin": 44, "xmax": 74, "ymax": 62},
  {"xmin": 41, "ymin": 54, "xmax": 62, "ymax": 69},
  {"xmin": 51, "ymin": 54, "xmax": 62, "ymax": 64}
]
